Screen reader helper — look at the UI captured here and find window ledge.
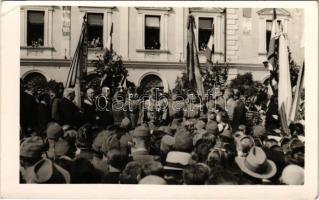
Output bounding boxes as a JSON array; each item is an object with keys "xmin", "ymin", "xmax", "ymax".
[
  {"xmin": 136, "ymin": 49, "xmax": 170, "ymax": 54},
  {"xmin": 21, "ymin": 46, "xmax": 55, "ymax": 50},
  {"xmin": 198, "ymin": 51, "xmax": 223, "ymax": 55},
  {"xmin": 258, "ymin": 52, "xmax": 267, "ymax": 56},
  {"xmin": 88, "ymin": 47, "xmax": 104, "ymax": 51}
]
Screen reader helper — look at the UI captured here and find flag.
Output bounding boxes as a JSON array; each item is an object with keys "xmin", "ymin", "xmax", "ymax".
[
  {"xmin": 120, "ymin": 73, "xmax": 127, "ymax": 88},
  {"xmin": 278, "ymin": 34, "xmax": 292, "ymax": 134},
  {"xmin": 289, "ymin": 62, "xmax": 304, "ymax": 122},
  {"xmin": 65, "ymin": 15, "xmax": 88, "ymax": 109},
  {"xmin": 106, "ymin": 23, "xmax": 113, "ymax": 51},
  {"xmin": 186, "ymin": 15, "xmax": 204, "ymax": 97},
  {"xmin": 205, "ymin": 26, "xmax": 214, "ymax": 62},
  {"xmin": 100, "ymin": 23, "xmax": 114, "ymax": 87},
  {"xmin": 267, "ymin": 8, "xmax": 280, "ymax": 71}
]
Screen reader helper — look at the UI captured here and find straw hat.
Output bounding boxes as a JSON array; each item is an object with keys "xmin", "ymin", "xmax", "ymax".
[{"xmin": 235, "ymin": 146, "xmax": 277, "ymax": 179}]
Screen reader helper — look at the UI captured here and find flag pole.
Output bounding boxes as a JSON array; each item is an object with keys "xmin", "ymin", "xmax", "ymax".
[
  {"xmin": 74, "ymin": 14, "xmax": 88, "ymax": 110},
  {"xmin": 289, "ymin": 62, "xmax": 304, "ymax": 122}
]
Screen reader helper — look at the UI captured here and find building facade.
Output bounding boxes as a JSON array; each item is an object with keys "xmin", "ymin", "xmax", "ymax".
[{"xmin": 20, "ymin": 6, "xmax": 304, "ymax": 92}]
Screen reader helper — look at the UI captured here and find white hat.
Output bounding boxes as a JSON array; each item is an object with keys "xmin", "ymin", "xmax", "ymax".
[
  {"xmin": 139, "ymin": 175, "xmax": 167, "ymax": 185},
  {"xmin": 163, "ymin": 151, "xmax": 192, "ymax": 171},
  {"xmin": 280, "ymin": 164, "xmax": 304, "ymax": 185}
]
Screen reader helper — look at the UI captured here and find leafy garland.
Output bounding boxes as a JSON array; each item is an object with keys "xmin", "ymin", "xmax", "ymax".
[
  {"xmin": 89, "ymin": 49, "xmax": 135, "ymax": 96},
  {"xmin": 203, "ymin": 62, "xmax": 230, "ymax": 92},
  {"xmin": 173, "ymin": 62, "xmax": 229, "ymax": 95}
]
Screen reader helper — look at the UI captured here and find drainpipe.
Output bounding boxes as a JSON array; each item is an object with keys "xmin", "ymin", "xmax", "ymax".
[{"xmin": 224, "ymin": 8, "xmax": 227, "ymax": 63}]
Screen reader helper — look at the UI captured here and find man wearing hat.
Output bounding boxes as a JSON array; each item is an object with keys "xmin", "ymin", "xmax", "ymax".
[
  {"xmin": 286, "ymin": 138, "xmax": 304, "ymax": 167},
  {"xmin": 174, "ymin": 127, "xmax": 193, "ymax": 153},
  {"xmin": 112, "ymin": 91, "xmax": 127, "ymax": 127},
  {"xmin": 26, "ymin": 158, "xmax": 71, "ymax": 183},
  {"xmin": 224, "ymin": 88, "xmax": 236, "ymax": 122},
  {"xmin": 54, "ymin": 138, "xmax": 75, "ymax": 173},
  {"xmin": 168, "ymin": 92, "xmax": 185, "ymax": 120},
  {"xmin": 235, "ymin": 146, "xmax": 277, "ymax": 184},
  {"xmin": 75, "ymin": 123, "xmax": 95, "ymax": 161},
  {"xmin": 46, "ymin": 122, "xmax": 64, "ymax": 159},
  {"xmin": 232, "ymin": 90, "xmax": 247, "ymax": 132},
  {"xmin": 20, "ymin": 136, "xmax": 47, "ymax": 182},
  {"xmin": 90, "ymin": 130, "xmax": 112, "ymax": 177},
  {"xmin": 252, "ymin": 124, "xmax": 267, "ymax": 147},
  {"xmin": 265, "ymin": 95, "xmax": 280, "ymax": 132},
  {"xmin": 126, "ymin": 91, "xmax": 141, "ymax": 129},
  {"xmin": 169, "ymin": 118, "xmax": 183, "ymax": 134},
  {"xmin": 183, "ymin": 90, "xmax": 201, "ymax": 120},
  {"xmin": 280, "ymin": 164, "xmax": 304, "ymax": 185},
  {"xmin": 103, "ymin": 148, "xmax": 128, "ymax": 183},
  {"xmin": 215, "ymin": 88, "xmax": 226, "ymax": 112},
  {"xmin": 160, "ymin": 134, "xmax": 175, "ymax": 160},
  {"xmin": 206, "ymin": 120, "xmax": 219, "ymax": 136},
  {"xmin": 142, "ymin": 87, "xmax": 161, "ymax": 126},
  {"xmin": 119, "ymin": 161, "xmax": 144, "ymax": 184},
  {"xmin": 163, "ymin": 151, "xmax": 193, "ymax": 184},
  {"xmin": 129, "ymin": 125, "xmax": 160, "ymax": 164},
  {"xmin": 139, "ymin": 175, "xmax": 167, "ymax": 185},
  {"xmin": 182, "ymin": 163, "xmax": 210, "ymax": 185}
]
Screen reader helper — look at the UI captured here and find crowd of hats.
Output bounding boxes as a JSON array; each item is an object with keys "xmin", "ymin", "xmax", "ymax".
[{"xmin": 20, "ymin": 116, "xmax": 305, "ymax": 185}]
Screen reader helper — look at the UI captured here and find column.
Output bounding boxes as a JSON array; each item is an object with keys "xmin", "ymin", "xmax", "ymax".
[
  {"xmin": 21, "ymin": 9, "xmax": 27, "ymax": 46},
  {"xmin": 137, "ymin": 13, "xmax": 144, "ymax": 49},
  {"xmin": 175, "ymin": 8, "xmax": 184, "ymax": 62},
  {"xmin": 119, "ymin": 7, "xmax": 129, "ymax": 59},
  {"xmin": 163, "ymin": 13, "xmax": 168, "ymax": 51},
  {"xmin": 226, "ymin": 8, "xmax": 239, "ymax": 62},
  {"xmin": 258, "ymin": 17, "xmax": 266, "ymax": 54},
  {"xmin": 48, "ymin": 9, "xmax": 53, "ymax": 47},
  {"xmin": 103, "ymin": 11, "xmax": 108, "ymax": 47}
]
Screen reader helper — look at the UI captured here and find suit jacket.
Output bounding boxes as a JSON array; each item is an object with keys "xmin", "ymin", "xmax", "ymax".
[
  {"xmin": 58, "ymin": 97, "xmax": 82, "ymax": 127},
  {"xmin": 51, "ymin": 97, "xmax": 61, "ymax": 122},
  {"xmin": 226, "ymin": 98, "xmax": 237, "ymax": 121},
  {"xmin": 95, "ymin": 97, "xmax": 114, "ymax": 128},
  {"xmin": 20, "ymin": 91, "xmax": 38, "ymax": 131},
  {"xmin": 231, "ymin": 99, "xmax": 246, "ymax": 132},
  {"xmin": 37, "ymin": 102, "xmax": 50, "ymax": 133},
  {"xmin": 83, "ymin": 99, "xmax": 96, "ymax": 125},
  {"xmin": 265, "ymin": 98, "xmax": 280, "ymax": 131}
]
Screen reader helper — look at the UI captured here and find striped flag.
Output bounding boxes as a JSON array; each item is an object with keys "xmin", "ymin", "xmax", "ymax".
[
  {"xmin": 289, "ymin": 62, "xmax": 304, "ymax": 122},
  {"xmin": 186, "ymin": 15, "xmax": 205, "ymax": 97},
  {"xmin": 205, "ymin": 25, "xmax": 214, "ymax": 62},
  {"xmin": 267, "ymin": 8, "xmax": 280, "ymax": 72},
  {"xmin": 65, "ymin": 15, "xmax": 88, "ymax": 109},
  {"xmin": 100, "ymin": 23, "xmax": 113, "ymax": 87},
  {"xmin": 278, "ymin": 34, "xmax": 292, "ymax": 135},
  {"xmin": 106, "ymin": 23, "xmax": 113, "ymax": 51}
]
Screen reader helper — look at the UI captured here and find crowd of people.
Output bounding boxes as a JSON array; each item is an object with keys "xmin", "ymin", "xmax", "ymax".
[{"xmin": 20, "ymin": 81, "xmax": 305, "ymax": 185}]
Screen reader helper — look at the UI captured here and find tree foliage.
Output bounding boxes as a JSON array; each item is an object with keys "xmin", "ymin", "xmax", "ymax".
[
  {"xmin": 91, "ymin": 49, "xmax": 133, "ymax": 96},
  {"xmin": 173, "ymin": 62, "xmax": 229, "ymax": 95},
  {"xmin": 229, "ymin": 73, "xmax": 263, "ymax": 97}
]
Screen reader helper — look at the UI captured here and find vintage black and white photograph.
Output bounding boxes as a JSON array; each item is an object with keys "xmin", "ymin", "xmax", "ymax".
[{"xmin": 18, "ymin": 5, "xmax": 306, "ymax": 186}]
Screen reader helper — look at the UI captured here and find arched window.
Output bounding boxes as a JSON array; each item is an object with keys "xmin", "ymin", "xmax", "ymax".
[
  {"xmin": 23, "ymin": 72, "xmax": 47, "ymax": 85},
  {"xmin": 140, "ymin": 74, "xmax": 163, "ymax": 93}
]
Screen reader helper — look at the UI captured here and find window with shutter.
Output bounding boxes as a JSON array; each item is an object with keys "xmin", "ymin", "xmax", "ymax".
[
  {"xmin": 27, "ymin": 11, "xmax": 44, "ymax": 47},
  {"xmin": 198, "ymin": 18, "xmax": 213, "ymax": 51},
  {"xmin": 87, "ymin": 13, "xmax": 104, "ymax": 48},
  {"xmin": 144, "ymin": 15, "xmax": 161, "ymax": 50}
]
